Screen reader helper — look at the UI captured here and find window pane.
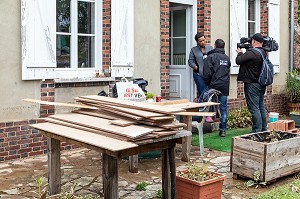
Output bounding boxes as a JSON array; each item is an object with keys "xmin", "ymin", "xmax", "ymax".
[
  {"xmin": 173, "ymin": 10, "xmax": 186, "ymax": 37},
  {"xmin": 57, "ymin": 0, "xmax": 71, "ymax": 33},
  {"xmin": 248, "ymin": 0, "xmax": 255, "ymax": 21},
  {"xmin": 78, "ymin": 1, "xmax": 95, "ymax": 34},
  {"xmin": 57, "ymin": 35, "xmax": 71, "ymax": 68},
  {"xmin": 172, "ymin": 38, "xmax": 186, "ymax": 65},
  {"xmin": 248, "ymin": 22, "xmax": 255, "ymax": 37},
  {"xmin": 78, "ymin": 36, "xmax": 95, "ymax": 68}
]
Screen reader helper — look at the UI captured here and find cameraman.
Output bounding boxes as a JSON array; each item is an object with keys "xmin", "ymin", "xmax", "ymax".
[{"xmin": 236, "ymin": 33, "xmax": 267, "ymax": 133}]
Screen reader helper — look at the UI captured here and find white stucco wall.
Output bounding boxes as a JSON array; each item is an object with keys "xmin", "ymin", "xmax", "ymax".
[
  {"xmin": 0, "ymin": 0, "xmax": 40, "ymax": 122},
  {"xmin": 134, "ymin": 0, "xmax": 161, "ymax": 96}
]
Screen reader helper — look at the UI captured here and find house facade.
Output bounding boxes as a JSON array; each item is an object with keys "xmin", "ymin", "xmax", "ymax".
[{"xmin": 0, "ymin": 0, "xmax": 297, "ymax": 161}]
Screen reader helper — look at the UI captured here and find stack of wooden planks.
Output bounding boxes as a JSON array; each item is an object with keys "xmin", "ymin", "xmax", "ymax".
[{"xmin": 29, "ymin": 95, "xmax": 191, "ymax": 144}]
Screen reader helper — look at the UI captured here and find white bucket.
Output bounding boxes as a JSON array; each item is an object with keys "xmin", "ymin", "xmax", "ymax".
[{"xmin": 269, "ymin": 112, "xmax": 279, "ymax": 123}]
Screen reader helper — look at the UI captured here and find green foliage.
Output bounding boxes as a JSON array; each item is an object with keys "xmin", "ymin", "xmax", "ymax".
[
  {"xmin": 32, "ymin": 176, "xmax": 47, "ymax": 199},
  {"xmin": 135, "ymin": 181, "xmax": 149, "ymax": 191},
  {"xmin": 227, "ymin": 107, "xmax": 252, "ymax": 129},
  {"xmin": 249, "ymin": 179, "xmax": 300, "ymax": 199},
  {"xmin": 245, "ymin": 171, "xmax": 267, "ymax": 189},
  {"xmin": 286, "ymin": 70, "xmax": 300, "ymax": 103},
  {"xmin": 145, "ymin": 92, "xmax": 155, "ymax": 99},
  {"xmin": 156, "ymin": 190, "xmax": 162, "ymax": 198}
]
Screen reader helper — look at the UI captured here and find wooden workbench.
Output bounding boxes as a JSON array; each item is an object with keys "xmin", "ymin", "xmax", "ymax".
[{"xmin": 31, "ymin": 122, "xmax": 191, "ymax": 199}]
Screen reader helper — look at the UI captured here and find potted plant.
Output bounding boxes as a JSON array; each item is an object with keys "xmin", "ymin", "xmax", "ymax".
[
  {"xmin": 286, "ymin": 70, "xmax": 300, "ymax": 112},
  {"xmin": 176, "ymin": 163, "xmax": 226, "ymax": 199},
  {"xmin": 145, "ymin": 92, "xmax": 155, "ymax": 102}
]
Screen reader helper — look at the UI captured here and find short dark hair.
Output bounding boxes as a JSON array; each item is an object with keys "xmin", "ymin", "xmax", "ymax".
[
  {"xmin": 215, "ymin": 39, "xmax": 225, "ymax": 48},
  {"xmin": 195, "ymin": 32, "xmax": 205, "ymax": 42}
]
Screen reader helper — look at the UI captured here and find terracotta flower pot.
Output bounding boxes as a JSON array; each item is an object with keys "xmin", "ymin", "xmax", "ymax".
[{"xmin": 176, "ymin": 170, "xmax": 226, "ymax": 199}]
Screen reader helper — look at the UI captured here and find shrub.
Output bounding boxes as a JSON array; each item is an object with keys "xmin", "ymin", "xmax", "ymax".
[
  {"xmin": 227, "ymin": 107, "xmax": 252, "ymax": 129},
  {"xmin": 286, "ymin": 70, "xmax": 300, "ymax": 103}
]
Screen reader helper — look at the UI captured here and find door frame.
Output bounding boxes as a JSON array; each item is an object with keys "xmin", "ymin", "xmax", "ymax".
[{"xmin": 169, "ymin": 0, "xmax": 197, "ymax": 101}]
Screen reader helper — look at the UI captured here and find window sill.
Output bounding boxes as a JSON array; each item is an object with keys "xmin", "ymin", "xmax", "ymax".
[{"xmin": 54, "ymin": 77, "xmax": 115, "ymax": 83}]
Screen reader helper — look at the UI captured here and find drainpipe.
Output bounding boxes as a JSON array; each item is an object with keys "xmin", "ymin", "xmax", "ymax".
[{"xmin": 290, "ymin": 0, "xmax": 295, "ymax": 73}]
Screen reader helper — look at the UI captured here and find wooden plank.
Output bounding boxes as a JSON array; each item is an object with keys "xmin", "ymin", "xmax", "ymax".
[
  {"xmin": 163, "ymin": 102, "xmax": 220, "ymax": 110},
  {"xmin": 48, "ymin": 138, "xmax": 61, "ymax": 195},
  {"xmin": 181, "ymin": 115, "xmax": 192, "ymax": 162},
  {"xmin": 129, "ymin": 155, "xmax": 139, "ymax": 173},
  {"xmin": 109, "ymin": 119, "xmax": 137, "ymax": 127},
  {"xmin": 173, "ymin": 112, "xmax": 216, "ymax": 117},
  {"xmin": 233, "ymin": 137, "xmax": 265, "ymax": 155},
  {"xmin": 100, "ymin": 108, "xmax": 144, "ymax": 120},
  {"xmin": 22, "ymin": 98, "xmax": 98, "ymax": 110},
  {"xmin": 50, "ymin": 113, "xmax": 153, "ymax": 138},
  {"xmin": 77, "ymin": 95, "xmax": 185, "ymax": 113},
  {"xmin": 73, "ymin": 110, "xmax": 117, "ymax": 120},
  {"xmin": 44, "ymin": 118, "xmax": 130, "ymax": 141},
  {"xmin": 154, "ymin": 99, "xmax": 189, "ymax": 105},
  {"xmin": 31, "ymin": 122, "xmax": 138, "ymax": 151}
]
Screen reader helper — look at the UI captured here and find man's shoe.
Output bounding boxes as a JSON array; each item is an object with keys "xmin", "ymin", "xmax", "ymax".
[
  {"xmin": 205, "ymin": 116, "xmax": 214, "ymax": 123},
  {"xmin": 219, "ymin": 130, "xmax": 226, "ymax": 137}
]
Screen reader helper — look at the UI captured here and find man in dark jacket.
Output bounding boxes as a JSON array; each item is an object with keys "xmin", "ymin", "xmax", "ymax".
[
  {"xmin": 236, "ymin": 33, "xmax": 267, "ymax": 133},
  {"xmin": 203, "ymin": 39, "xmax": 231, "ymax": 137}
]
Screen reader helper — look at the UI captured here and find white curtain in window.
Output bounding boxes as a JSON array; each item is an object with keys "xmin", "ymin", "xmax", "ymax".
[{"xmin": 111, "ymin": 0, "xmax": 134, "ymax": 77}]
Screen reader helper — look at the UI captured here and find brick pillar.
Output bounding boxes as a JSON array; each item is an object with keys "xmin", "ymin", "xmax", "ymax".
[
  {"xmin": 40, "ymin": 80, "xmax": 55, "ymax": 118},
  {"xmin": 197, "ymin": 0, "xmax": 212, "ymax": 43},
  {"xmin": 260, "ymin": 0, "xmax": 268, "ymax": 35},
  {"xmin": 103, "ymin": 0, "xmax": 111, "ymax": 77},
  {"xmin": 160, "ymin": 0, "xmax": 170, "ymax": 98}
]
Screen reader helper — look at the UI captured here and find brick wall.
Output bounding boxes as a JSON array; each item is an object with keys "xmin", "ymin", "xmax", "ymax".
[
  {"xmin": 160, "ymin": 0, "xmax": 170, "ymax": 98},
  {"xmin": 197, "ymin": 0, "xmax": 212, "ymax": 43},
  {"xmin": 102, "ymin": 0, "xmax": 111, "ymax": 77}
]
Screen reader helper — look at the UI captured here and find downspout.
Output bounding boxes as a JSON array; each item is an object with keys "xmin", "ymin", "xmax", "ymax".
[{"xmin": 290, "ymin": 0, "xmax": 295, "ymax": 73}]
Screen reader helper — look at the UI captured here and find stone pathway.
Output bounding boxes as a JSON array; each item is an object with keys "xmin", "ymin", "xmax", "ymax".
[{"xmin": 0, "ymin": 145, "xmax": 295, "ymax": 199}]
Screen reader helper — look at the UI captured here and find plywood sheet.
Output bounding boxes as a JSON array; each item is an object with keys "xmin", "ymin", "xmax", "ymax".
[
  {"xmin": 22, "ymin": 98, "xmax": 97, "ymax": 109},
  {"xmin": 49, "ymin": 113, "xmax": 153, "ymax": 138},
  {"xmin": 173, "ymin": 112, "xmax": 216, "ymax": 116},
  {"xmin": 164, "ymin": 102, "xmax": 220, "ymax": 110},
  {"xmin": 77, "ymin": 95, "xmax": 184, "ymax": 113},
  {"xmin": 31, "ymin": 123, "xmax": 138, "ymax": 151}
]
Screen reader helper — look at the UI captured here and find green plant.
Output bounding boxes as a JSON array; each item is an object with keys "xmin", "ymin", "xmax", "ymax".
[
  {"xmin": 135, "ymin": 181, "xmax": 149, "ymax": 191},
  {"xmin": 286, "ymin": 70, "xmax": 300, "ymax": 103},
  {"xmin": 245, "ymin": 171, "xmax": 267, "ymax": 189},
  {"xmin": 145, "ymin": 92, "xmax": 155, "ymax": 99},
  {"xmin": 156, "ymin": 190, "xmax": 162, "ymax": 198},
  {"xmin": 227, "ymin": 107, "xmax": 252, "ymax": 128},
  {"xmin": 32, "ymin": 176, "xmax": 47, "ymax": 199}
]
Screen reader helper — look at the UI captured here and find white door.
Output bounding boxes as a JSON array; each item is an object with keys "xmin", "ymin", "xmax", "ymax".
[{"xmin": 169, "ymin": 5, "xmax": 194, "ymax": 101}]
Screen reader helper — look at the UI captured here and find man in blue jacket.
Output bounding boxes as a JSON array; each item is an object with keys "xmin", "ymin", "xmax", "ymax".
[{"xmin": 203, "ymin": 39, "xmax": 231, "ymax": 137}]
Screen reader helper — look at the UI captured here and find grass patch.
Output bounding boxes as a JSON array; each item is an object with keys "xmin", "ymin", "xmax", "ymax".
[
  {"xmin": 250, "ymin": 179, "xmax": 300, "ymax": 199},
  {"xmin": 192, "ymin": 128, "xmax": 250, "ymax": 152}
]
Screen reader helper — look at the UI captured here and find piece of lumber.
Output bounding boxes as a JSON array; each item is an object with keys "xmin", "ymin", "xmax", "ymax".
[
  {"xmin": 50, "ymin": 113, "xmax": 153, "ymax": 139},
  {"xmin": 44, "ymin": 118, "xmax": 130, "ymax": 141},
  {"xmin": 22, "ymin": 98, "xmax": 98, "ymax": 110},
  {"xmin": 173, "ymin": 112, "xmax": 216, "ymax": 116},
  {"xmin": 154, "ymin": 99, "xmax": 189, "ymax": 105},
  {"xmin": 77, "ymin": 95, "xmax": 185, "ymax": 114},
  {"xmin": 109, "ymin": 119, "xmax": 137, "ymax": 127},
  {"xmin": 31, "ymin": 123, "xmax": 138, "ymax": 151},
  {"xmin": 164, "ymin": 102, "xmax": 220, "ymax": 110},
  {"xmin": 72, "ymin": 110, "xmax": 116, "ymax": 120}
]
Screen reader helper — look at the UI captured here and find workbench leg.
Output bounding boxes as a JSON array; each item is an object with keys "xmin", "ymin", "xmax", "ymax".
[
  {"xmin": 102, "ymin": 154, "xmax": 118, "ymax": 199},
  {"xmin": 47, "ymin": 138, "xmax": 61, "ymax": 195},
  {"xmin": 162, "ymin": 144, "xmax": 176, "ymax": 199},
  {"xmin": 129, "ymin": 155, "xmax": 139, "ymax": 173},
  {"xmin": 180, "ymin": 115, "xmax": 192, "ymax": 162}
]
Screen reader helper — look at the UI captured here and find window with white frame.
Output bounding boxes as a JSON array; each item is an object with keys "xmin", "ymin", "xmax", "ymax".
[{"xmin": 21, "ymin": 0, "xmax": 102, "ymax": 80}]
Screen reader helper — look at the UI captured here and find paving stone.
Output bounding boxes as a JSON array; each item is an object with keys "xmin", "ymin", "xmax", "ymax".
[{"xmin": 210, "ymin": 156, "xmax": 230, "ymax": 164}]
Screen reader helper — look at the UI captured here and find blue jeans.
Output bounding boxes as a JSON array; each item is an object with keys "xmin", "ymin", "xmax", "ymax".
[
  {"xmin": 244, "ymin": 83, "xmax": 267, "ymax": 133},
  {"xmin": 218, "ymin": 95, "xmax": 228, "ymax": 131},
  {"xmin": 193, "ymin": 72, "xmax": 207, "ymax": 102}
]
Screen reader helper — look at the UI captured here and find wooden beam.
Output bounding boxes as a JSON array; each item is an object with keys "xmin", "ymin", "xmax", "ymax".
[{"xmin": 48, "ymin": 138, "xmax": 61, "ymax": 195}]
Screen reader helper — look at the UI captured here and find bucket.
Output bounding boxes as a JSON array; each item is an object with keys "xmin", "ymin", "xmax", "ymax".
[{"xmin": 269, "ymin": 112, "xmax": 279, "ymax": 122}]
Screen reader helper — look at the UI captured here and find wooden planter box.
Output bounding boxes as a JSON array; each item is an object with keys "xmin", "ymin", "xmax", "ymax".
[
  {"xmin": 290, "ymin": 113, "xmax": 300, "ymax": 127},
  {"xmin": 176, "ymin": 171, "xmax": 226, "ymax": 199},
  {"xmin": 230, "ymin": 131, "xmax": 300, "ymax": 183}
]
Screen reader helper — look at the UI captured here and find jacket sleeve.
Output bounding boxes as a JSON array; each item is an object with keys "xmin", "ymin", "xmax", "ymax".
[
  {"xmin": 235, "ymin": 50, "xmax": 255, "ymax": 65},
  {"xmin": 203, "ymin": 56, "xmax": 213, "ymax": 84},
  {"xmin": 188, "ymin": 49, "xmax": 196, "ymax": 69}
]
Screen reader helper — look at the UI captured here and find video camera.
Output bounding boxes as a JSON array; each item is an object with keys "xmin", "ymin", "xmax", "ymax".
[{"xmin": 237, "ymin": 36, "xmax": 279, "ymax": 52}]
